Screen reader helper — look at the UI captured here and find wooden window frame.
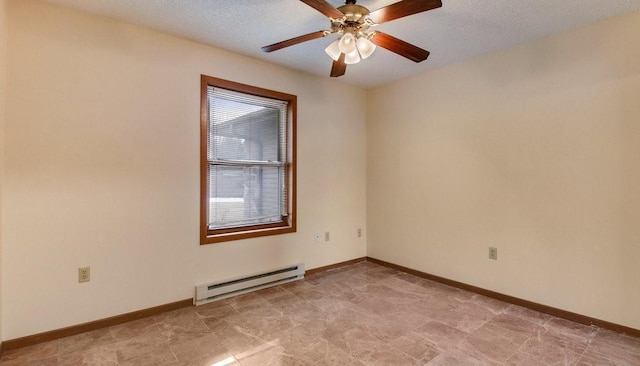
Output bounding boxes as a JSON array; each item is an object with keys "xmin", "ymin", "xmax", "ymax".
[{"xmin": 200, "ymin": 75, "xmax": 297, "ymax": 244}]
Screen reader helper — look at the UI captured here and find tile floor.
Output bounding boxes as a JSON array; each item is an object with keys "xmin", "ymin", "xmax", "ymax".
[{"xmin": 2, "ymin": 261, "xmax": 640, "ymax": 365}]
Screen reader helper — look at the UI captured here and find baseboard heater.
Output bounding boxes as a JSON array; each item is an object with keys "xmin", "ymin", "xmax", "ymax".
[{"xmin": 194, "ymin": 263, "xmax": 305, "ymax": 306}]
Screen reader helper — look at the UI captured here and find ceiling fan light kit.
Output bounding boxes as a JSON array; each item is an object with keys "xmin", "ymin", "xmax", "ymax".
[
  {"xmin": 262, "ymin": 0, "xmax": 443, "ymax": 77},
  {"xmin": 324, "ymin": 29, "xmax": 376, "ymax": 63}
]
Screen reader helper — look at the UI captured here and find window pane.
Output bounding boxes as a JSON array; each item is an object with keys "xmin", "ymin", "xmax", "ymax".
[
  {"xmin": 208, "ymin": 165, "xmax": 283, "ymax": 229},
  {"xmin": 209, "ymin": 89, "xmax": 285, "ymax": 163}
]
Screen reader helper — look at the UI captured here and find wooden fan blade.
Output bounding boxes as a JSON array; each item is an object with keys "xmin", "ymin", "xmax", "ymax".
[
  {"xmin": 330, "ymin": 53, "xmax": 347, "ymax": 77},
  {"xmin": 261, "ymin": 31, "xmax": 327, "ymax": 53},
  {"xmin": 369, "ymin": 0, "xmax": 442, "ymax": 24},
  {"xmin": 300, "ymin": 0, "xmax": 344, "ymax": 19},
  {"xmin": 370, "ymin": 31, "xmax": 430, "ymax": 62}
]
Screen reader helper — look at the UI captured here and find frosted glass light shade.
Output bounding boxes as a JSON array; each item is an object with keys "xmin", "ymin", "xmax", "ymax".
[
  {"xmin": 356, "ymin": 37, "xmax": 376, "ymax": 59},
  {"xmin": 324, "ymin": 39, "xmax": 341, "ymax": 61},
  {"xmin": 344, "ymin": 49, "xmax": 361, "ymax": 64},
  {"xmin": 338, "ymin": 33, "xmax": 357, "ymax": 54}
]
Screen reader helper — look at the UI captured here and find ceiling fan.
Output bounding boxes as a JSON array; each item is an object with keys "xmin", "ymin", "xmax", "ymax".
[{"xmin": 261, "ymin": 0, "xmax": 442, "ymax": 77}]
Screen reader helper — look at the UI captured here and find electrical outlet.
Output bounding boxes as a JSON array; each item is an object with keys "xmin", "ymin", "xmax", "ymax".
[
  {"xmin": 489, "ymin": 247, "xmax": 498, "ymax": 260},
  {"xmin": 324, "ymin": 231, "xmax": 330, "ymax": 242},
  {"xmin": 78, "ymin": 267, "xmax": 90, "ymax": 283},
  {"xmin": 357, "ymin": 228, "xmax": 362, "ymax": 238}
]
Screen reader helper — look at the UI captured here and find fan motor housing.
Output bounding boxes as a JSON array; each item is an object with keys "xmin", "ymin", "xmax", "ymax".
[{"xmin": 337, "ymin": 4, "xmax": 370, "ymax": 24}]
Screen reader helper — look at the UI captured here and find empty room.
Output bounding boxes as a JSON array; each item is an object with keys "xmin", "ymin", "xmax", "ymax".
[{"xmin": 1, "ymin": 0, "xmax": 639, "ymax": 364}]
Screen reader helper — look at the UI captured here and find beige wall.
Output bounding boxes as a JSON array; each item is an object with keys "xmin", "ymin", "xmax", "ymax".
[
  {"xmin": 0, "ymin": 0, "xmax": 8, "ymax": 345},
  {"xmin": 368, "ymin": 10, "xmax": 640, "ymax": 329},
  {"xmin": 1, "ymin": 0, "xmax": 366, "ymax": 340}
]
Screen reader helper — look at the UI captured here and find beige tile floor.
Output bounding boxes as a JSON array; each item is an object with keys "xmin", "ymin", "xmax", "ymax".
[{"xmin": 2, "ymin": 261, "xmax": 640, "ymax": 365}]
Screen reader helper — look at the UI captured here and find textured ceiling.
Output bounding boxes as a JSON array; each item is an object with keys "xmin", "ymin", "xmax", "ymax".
[{"xmin": 41, "ymin": 0, "xmax": 640, "ymax": 88}]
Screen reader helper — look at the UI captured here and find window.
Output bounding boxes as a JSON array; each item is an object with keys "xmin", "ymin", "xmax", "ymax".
[{"xmin": 200, "ymin": 76, "xmax": 296, "ymax": 244}]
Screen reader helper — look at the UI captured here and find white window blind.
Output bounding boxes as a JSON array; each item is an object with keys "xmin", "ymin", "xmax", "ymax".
[{"xmin": 207, "ymin": 86, "xmax": 288, "ymax": 230}]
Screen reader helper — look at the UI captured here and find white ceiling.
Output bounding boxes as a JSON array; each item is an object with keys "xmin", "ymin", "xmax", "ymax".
[{"xmin": 41, "ymin": 0, "xmax": 640, "ymax": 88}]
